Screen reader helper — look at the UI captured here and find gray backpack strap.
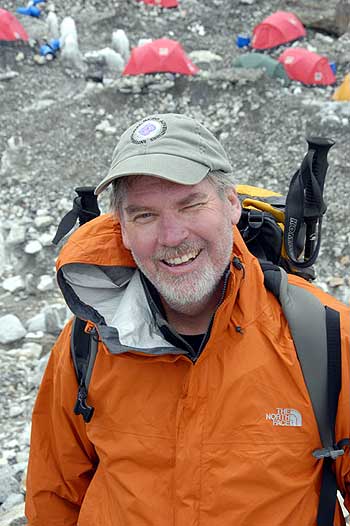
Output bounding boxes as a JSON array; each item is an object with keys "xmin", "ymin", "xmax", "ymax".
[
  {"xmin": 262, "ymin": 265, "xmax": 337, "ymax": 454},
  {"xmin": 277, "ymin": 267, "xmax": 333, "ymax": 450},
  {"xmin": 263, "ymin": 266, "xmax": 347, "ymax": 526},
  {"xmin": 263, "ymin": 263, "xmax": 348, "ymax": 526}
]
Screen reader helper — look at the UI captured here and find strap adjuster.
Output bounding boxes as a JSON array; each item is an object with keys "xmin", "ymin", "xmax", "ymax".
[
  {"xmin": 312, "ymin": 446, "xmax": 345, "ymax": 460},
  {"xmin": 74, "ymin": 383, "xmax": 95, "ymax": 423},
  {"xmin": 247, "ymin": 209, "xmax": 265, "ymax": 229}
]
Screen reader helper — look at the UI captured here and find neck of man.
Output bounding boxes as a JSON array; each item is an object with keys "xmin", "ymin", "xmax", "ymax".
[{"xmin": 160, "ymin": 279, "xmax": 224, "ymax": 335}]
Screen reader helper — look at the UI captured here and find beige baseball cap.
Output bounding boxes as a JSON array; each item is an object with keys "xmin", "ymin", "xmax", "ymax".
[{"xmin": 94, "ymin": 113, "xmax": 233, "ymax": 195}]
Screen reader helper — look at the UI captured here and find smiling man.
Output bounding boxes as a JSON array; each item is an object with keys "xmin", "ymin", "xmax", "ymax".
[{"xmin": 26, "ymin": 113, "xmax": 350, "ymax": 526}]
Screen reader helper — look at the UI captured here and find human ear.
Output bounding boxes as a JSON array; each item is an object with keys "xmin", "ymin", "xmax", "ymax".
[{"xmin": 227, "ymin": 189, "xmax": 241, "ymax": 225}]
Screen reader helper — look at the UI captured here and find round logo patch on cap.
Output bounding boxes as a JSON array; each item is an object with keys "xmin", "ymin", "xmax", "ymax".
[{"xmin": 131, "ymin": 117, "xmax": 167, "ymax": 144}]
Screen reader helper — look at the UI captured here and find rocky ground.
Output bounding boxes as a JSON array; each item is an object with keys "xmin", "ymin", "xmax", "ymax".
[{"xmin": 0, "ymin": 0, "xmax": 350, "ymax": 523}]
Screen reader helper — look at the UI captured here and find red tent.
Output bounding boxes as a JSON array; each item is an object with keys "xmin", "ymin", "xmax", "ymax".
[
  {"xmin": 141, "ymin": 0, "xmax": 178, "ymax": 7},
  {"xmin": 123, "ymin": 38, "xmax": 199, "ymax": 76},
  {"xmin": 252, "ymin": 11, "xmax": 306, "ymax": 50},
  {"xmin": 0, "ymin": 8, "xmax": 28, "ymax": 42},
  {"xmin": 278, "ymin": 48, "xmax": 336, "ymax": 85}
]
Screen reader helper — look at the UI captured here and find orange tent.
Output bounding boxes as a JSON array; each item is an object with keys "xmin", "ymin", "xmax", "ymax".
[
  {"xmin": 252, "ymin": 11, "xmax": 306, "ymax": 50},
  {"xmin": 0, "ymin": 8, "xmax": 28, "ymax": 42},
  {"xmin": 142, "ymin": 0, "xmax": 178, "ymax": 6},
  {"xmin": 278, "ymin": 48, "xmax": 336, "ymax": 85},
  {"xmin": 123, "ymin": 38, "xmax": 199, "ymax": 76},
  {"xmin": 332, "ymin": 74, "xmax": 350, "ymax": 101}
]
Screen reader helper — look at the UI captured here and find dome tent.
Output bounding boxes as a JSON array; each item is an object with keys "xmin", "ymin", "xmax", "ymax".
[
  {"xmin": 332, "ymin": 73, "xmax": 350, "ymax": 101},
  {"xmin": 233, "ymin": 53, "xmax": 289, "ymax": 81},
  {"xmin": 141, "ymin": 0, "xmax": 178, "ymax": 7},
  {"xmin": 252, "ymin": 11, "xmax": 306, "ymax": 50},
  {"xmin": 0, "ymin": 8, "xmax": 29, "ymax": 69},
  {"xmin": 0, "ymin": 8, "xmax": 28, "ymax": 44},
  {"xmin": 278, "ymin": 47, "xmax": 336, "ymax": 86},
  {"xmin": 123, "ymin": 38, "xmax": 199, "ymax": 76}
]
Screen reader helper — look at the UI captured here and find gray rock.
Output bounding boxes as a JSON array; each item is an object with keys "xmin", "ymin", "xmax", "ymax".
[
  {"xmin": 33, "ymin": 215, "xmax": 54, "ymax": 229},
  {"xmin": 0, "ymin": 315, "xmax": 26, "ymax": 344},
  {"xmin": 8, "ymin": 405, "xmax": 24, "ymax": 419},
  {"xmin": 46, "ymin": 10, "xmax": 60, "ymax": 40},
  {"xmin": 95, "ymin": 119, "xmax": 117, "ymax": 135},
  {"xmin": 0, "ymin": 467, "xmax": 20, "ymax": 504},
  {"xmin": 37, "ymin": 275, "xmax": 55, "ymax": 292},
  {"xmin": 26, "ymin": 312, "xmax": 46, "ymax": 333},
  {"xmin": 24, "ymin": 240, "xmax": 42, "ymax": 255},
  {"xmin": 283, "ymin": 0, "xmax": 350, "ymax": 36},
  {"xmin": 0, "ymin": 502, "xmax": 25, "ymax": 526},
  {"xmin": 5, "ymin": 226, "xmax": 26, "ymax": 247},
  {"xmin": 111, "ymin": 29, "xmax": 130, "ymax": 62},
  {"xmin": 44, "ymin": 304, "xmax": 71, "ymax": 334},
  {"xmin": 0, "ymin": 493, "xmax": 24, "ymax": 514},
  {"xmin": 0, "ymin": 71, "xmax": 19, "ymax": 82},
  {"xmin": 189, "ymin": 50, "xmax": 223, "ymax": 64},
  {"xmin": 1, "ymin": 277, "xmax": 25, "ymax": 293},
  {"xmin": 0, "ymin": 228, "xmax": 7, "ymax": 276},
  {"xmin": 28, "ymin": 354, "xmax": 50, "ymax": 388}
]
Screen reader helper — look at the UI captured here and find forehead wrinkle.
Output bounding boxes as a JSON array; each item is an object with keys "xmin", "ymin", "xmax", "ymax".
[
  {"xmin": 124, "ymin": 191, "xmax": 209, "ymax": 216},
  {"xmin": 176, "ymin": 192, "xmax": 209, "ymax": 206}
]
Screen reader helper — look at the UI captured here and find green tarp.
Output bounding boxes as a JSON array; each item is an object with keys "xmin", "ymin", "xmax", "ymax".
[{"xmin": 233, "ymin": 52, "xmax": 289, "ymax": 81}]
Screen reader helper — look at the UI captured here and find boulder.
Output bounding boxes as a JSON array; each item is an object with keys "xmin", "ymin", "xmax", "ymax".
[{"xmin": 283, "ymin": 0, "xmax": 350, "ymax": 36}]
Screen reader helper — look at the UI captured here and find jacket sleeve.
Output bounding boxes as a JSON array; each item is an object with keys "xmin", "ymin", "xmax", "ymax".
[{"xmin": 25, "ymin": 320, "xmax": 98, "ymax": 526}]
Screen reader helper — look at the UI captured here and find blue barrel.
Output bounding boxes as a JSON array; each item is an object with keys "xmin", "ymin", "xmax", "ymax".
[
  {"xmin": 16, "ymin": 5, "xmax": 41, "ymax": 17},
  {"xmin": 39, "ymin": 44, "xmax": 54, "ymax": 56},
  {"xmin": 49, "ymin": 39, "xmax": 61, "ymax": 51},
  {"xmin": 329, "ymin": 62, "xmax": 337, "ymax": 75},
  {"xmin": 236, "ymin": 34, "xmax": 251, "ymax": 48}
]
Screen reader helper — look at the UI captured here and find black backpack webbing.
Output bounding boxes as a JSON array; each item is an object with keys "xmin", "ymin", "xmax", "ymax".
[
  {"xmin": 316, "ymin": 307, "xmax": 347, "ymax": 526},
  {"xmin": 71, "ymin": 317, "xmax": 98, "ymax": 423},
  {"xmin": 70, "ymin": 268, "xmax": 346, "ymax": 525}
]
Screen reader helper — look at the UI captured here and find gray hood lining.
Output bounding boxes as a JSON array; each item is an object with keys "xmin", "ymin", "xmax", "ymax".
[{"xmin": 61, "ymin": 263, "xmax": 179, "ymax": 353}]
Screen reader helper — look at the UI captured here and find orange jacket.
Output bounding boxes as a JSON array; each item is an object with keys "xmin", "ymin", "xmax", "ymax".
[{"xmin": 26, "ymin": 214, "xmax": 350, "ymax": 526}]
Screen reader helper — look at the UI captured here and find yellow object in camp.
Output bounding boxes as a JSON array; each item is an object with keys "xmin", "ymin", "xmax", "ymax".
[{"xmin": 332, "ymin": 73, "xmax": 350, "ymax": 101}]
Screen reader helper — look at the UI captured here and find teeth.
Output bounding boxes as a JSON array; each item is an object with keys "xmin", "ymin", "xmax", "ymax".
[{"xmin": 163, "ymin": 250, "xmax": 200, "ymax": 266}]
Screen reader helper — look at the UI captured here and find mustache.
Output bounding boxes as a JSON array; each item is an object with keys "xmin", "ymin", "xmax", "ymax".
[{"xmin": 153, "ymin": 241, "xmax": 203, "ymax": 261}]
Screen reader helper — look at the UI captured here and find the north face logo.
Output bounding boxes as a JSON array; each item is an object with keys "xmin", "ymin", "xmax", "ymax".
[{"xmin": 266, "ymin": 408, "xmax": 302, "ymax": 427}]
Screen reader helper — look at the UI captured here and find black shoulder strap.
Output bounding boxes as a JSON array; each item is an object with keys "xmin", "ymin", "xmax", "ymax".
[
  {"xmin": 71, "ymin": 317, "xmax": 99, "ymax": 423},
  {"xmin": 316, "ymin": 306, "xmax": 345, "ymax": 526},
  {"xmin": 262, "ymin": 262, "xmax": 345, "ymax": 526}
]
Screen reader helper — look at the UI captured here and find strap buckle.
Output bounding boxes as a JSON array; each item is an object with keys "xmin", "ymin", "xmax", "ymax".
[
  {"xmin": 312, "ymin": 446, "xmax": 345, "ymax": 460},
  {"xmin": 74, "ymin": 383, "xmax": 95, "ymax": 423},
  {"xmin": 247, "ymin": 209, "xmax": 265, "ymax": 229}
]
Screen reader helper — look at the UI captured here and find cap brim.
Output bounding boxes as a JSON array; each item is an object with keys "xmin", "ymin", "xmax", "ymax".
[{"xmin": 94, "ymin": 153, "xmax": 210, "ymax": 195}]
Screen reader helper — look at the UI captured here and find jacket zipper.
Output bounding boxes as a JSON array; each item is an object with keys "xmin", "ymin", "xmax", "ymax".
[{"xmin": 193, "ymin": 261, "xmax": 242, "ymax": 362}]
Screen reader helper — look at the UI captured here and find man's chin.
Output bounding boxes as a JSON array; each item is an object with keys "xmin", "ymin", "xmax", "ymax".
[
  {"xmin": 161, "ymin": 298, "xmax": 212, "ymax": 316},
  {"xmin": 158, "ymin": 283, "xmax": 219, "ymax": 315}
]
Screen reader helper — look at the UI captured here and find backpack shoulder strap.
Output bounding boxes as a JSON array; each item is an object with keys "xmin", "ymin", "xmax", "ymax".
[
  {"xmin": 261, "ymin": 262, "xmax": 345, "ymax": 526},
  {"xmin": 71, "ymin": 316, "xmax": 99, "ymax": 423}
]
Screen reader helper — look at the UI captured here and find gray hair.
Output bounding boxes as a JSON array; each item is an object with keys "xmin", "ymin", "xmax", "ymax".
[{"xmin": 109, "ymin": 170, "xmax": 236, "ymax": 218}]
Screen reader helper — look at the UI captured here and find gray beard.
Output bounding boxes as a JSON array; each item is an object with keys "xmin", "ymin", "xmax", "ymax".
[{"xmin": 131, "ymin": 239, "xmax": 233, "ymax": 315}]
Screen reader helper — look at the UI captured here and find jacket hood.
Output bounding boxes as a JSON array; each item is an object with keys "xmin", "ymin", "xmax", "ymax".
[{"xmin": 56, "ymin": 214, "xmax": 267, "ymax": 355}]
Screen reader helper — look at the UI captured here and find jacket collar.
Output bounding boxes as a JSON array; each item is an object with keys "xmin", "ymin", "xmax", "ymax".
[{"xmin": 56, "ymin": 214, "xmax": 269, "ymax": 354}]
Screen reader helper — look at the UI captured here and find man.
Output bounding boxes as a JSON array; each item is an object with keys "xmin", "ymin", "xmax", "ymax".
[{"xmin": 26, "ymin": 113, "xmax": 350, "ymax": 525}]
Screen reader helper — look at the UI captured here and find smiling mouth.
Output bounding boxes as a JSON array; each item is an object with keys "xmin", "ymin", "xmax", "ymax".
[{"xmin": 161, "ymin": 249, "xmax": 202, "ymax": 267}]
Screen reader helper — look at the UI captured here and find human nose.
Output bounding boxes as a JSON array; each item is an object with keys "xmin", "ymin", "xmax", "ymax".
[{"xmin": 157, "ymin": 213, "xmax": 189, "ymax": 247}]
